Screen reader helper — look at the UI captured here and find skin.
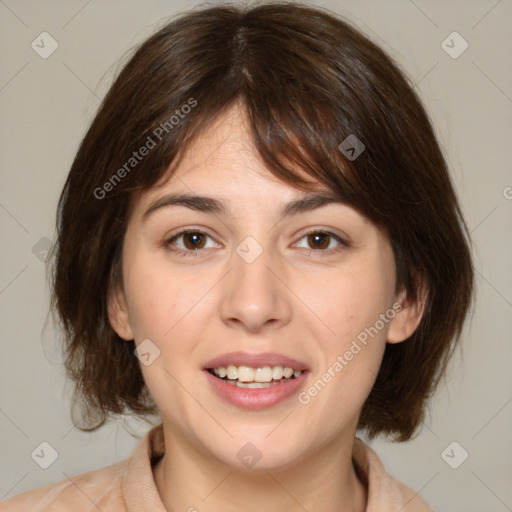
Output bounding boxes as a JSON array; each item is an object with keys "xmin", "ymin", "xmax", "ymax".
[{"xmin": 109, "ymin": 102, "xmax": 425, "ymax": 512}]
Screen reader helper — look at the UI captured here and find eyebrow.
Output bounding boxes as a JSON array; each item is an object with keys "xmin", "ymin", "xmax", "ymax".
[{"xmin": 142, "ymin": 191, "xmax": 345, "ymax": 222}]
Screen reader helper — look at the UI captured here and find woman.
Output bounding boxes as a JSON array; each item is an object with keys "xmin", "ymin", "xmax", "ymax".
[{"xmin": 1, "ymin": 2, "xmax": 474, "ymax": 511}]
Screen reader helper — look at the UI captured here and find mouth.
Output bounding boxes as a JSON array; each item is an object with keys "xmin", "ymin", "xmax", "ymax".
[
  {"xmin": 206, "ymin": 365, "xmax": 303, "ymax": 389},
  {"xmin": 202, "ymin": 352, "xmax": 310, "ymax": 410}
]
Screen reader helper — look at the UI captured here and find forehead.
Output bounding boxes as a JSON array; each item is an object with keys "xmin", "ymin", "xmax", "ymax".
[
  {"xmin": 137, "ymin": 103, "xmax": 334, "ymax": 209},
  {"xmin": 171, "ymin": 103, "xmax": 309, "ymax": 184}
]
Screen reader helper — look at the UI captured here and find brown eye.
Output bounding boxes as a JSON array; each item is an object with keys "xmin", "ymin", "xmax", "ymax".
[
  {"xmin": 165, "ymin": 230, "xmax": 218, "ymax": 257},
  {"xmin": 295, "ymin": 230, "xmax": 348, "ymax": 254},
  {"xmin": 307, "ymin": 232, "xmax": 331, "ymax": 250},
  {"xmin": 181, "ymin": 232, "xmax": 207, "ymax": 250}
]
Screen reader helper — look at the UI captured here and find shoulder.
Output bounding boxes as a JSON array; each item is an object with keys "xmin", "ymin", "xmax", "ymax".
[
  {"xmin": 0, "ymin": 461, "xmax": 126, "ymax": 512},
  {"xmin": 352, "ymin": 438, "xmax": 434, "ymax": 512},
  {"xmin": 0, "ymin": 424, "xmax": 163, "ymax": 512}
]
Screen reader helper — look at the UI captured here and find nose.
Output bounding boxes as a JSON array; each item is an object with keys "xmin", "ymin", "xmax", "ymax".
[{"xmin": 219, "ymin": 240, "xmax": 292, "ymax": 333}]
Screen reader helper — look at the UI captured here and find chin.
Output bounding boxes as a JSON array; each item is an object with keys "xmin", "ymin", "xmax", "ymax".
[{"xmin": 204, "ymin": 426, "xmax": 309, "ymax": 472}]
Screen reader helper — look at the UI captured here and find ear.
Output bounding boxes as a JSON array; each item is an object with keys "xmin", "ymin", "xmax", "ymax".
[
  {"xmin": 387, "ymin": 285, "xmax": 428, "ymax": 344},
  {"xmin": 107, "ymin": 284, "xmax": 134, "ymax": 341}
]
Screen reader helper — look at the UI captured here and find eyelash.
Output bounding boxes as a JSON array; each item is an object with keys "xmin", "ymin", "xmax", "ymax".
[{"xmin": 164, "ymin": 228, "xmax": 349, "ymax": 258}]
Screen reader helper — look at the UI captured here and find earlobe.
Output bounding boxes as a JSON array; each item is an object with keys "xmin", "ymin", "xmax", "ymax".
[
  {"xmin": 387, "ymin": 286, "xmax": 428, "ymax": 344},
  {"xmin": 107, "ymin": 286, "xmax": 134, "ymax": 341}
]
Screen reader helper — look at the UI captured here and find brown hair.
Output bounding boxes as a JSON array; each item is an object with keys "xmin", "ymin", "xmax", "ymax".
[{"xmin": 51, "ymin": 1, "xmax": 474, "ymax": 441}]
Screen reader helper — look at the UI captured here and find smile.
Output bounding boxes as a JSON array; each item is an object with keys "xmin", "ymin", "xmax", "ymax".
[
  {"xmin": 208, "ymin": 364, "xmax": 302, "ymax": 388},
  {"xmin": 204, "ymin": 366, "xmax": 308, "ymax": 410}
]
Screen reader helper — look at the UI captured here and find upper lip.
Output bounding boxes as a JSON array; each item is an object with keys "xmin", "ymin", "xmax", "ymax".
[{"xmin": 204, "ymin": 351, "xmax": 309, "ymax": 371}]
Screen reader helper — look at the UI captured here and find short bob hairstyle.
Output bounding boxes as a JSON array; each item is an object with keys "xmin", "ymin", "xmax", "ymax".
[{"xmin": 51, "ymin": 1, "xmax": 474, "ymax": 441}]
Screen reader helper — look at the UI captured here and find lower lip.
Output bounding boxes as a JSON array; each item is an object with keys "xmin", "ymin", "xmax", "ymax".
[{"xmin": 203, "ymin": 370, "xmax": 309, "ymax": 410}]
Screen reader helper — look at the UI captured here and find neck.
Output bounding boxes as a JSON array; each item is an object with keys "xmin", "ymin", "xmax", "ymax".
[{"xmin": 153, "ymin": 422, "xmax": 367, "ymax": 512}]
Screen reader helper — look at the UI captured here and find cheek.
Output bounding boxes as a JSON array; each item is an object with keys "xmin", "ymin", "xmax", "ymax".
[
  {"xmin": 302, "ymin": 263, "xmax": 394, "ymax": 350},
  {"xmin": 308, "ymin": 264, "xmax": 394, "ymax": 407},
  {"xmin": 122, "ymin": 250, "xmax": 190, "ymax": 339},
  {"xmin": 123, "ymin": 253, "xmax": 204, "ymax": 417},
  {"xmin": 296, "ymin": 263, "xmax": 393, "ymax": 409}
]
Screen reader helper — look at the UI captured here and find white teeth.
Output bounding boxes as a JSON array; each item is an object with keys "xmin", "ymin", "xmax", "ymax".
[
  {"xmin": 237, "ymin": 365, "xmax": 255, "ymax": 382},
  {"xmin": 236, "ymin": 381, "xmax": 276, "ymax": 388},
  {"xmin": 226, "ymin": 365, "xmax": 238, "ymax": 380},
  {"xmin": 283, "ymin": 367, "xmax": 294, "ymax": 378},
  {"xmin": 211, "ymin": 364, "xmax": 303, "ymax": 383},
  {"xmin": 272, "ymin": 366, "xmax": 284, "ymax": 380},
  {"xmin": 254, "ymin": 366, "xmax": 273, "ymax": 382}
]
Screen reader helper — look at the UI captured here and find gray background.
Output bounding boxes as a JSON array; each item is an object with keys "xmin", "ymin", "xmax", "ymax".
[{"xmin": 1, "ymin": 0, "xmax": 511, "ymax": 510}]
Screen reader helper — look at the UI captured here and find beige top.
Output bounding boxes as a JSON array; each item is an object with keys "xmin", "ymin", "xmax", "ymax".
[{"xmin": 1, "ymin": 425, "xmax": 433, "ymax": 511}]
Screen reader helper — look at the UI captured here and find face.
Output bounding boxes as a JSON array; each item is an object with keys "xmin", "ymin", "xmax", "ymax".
[{"xmin": 109, "ymin": 103, "xmax": 421, "ymax": 471}]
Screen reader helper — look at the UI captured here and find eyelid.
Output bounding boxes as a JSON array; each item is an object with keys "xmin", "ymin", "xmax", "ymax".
[
  {"xmin": 164, "ymin": 225, "xmax": 350, "ymax": 258},
  {"xmin": 163, "ymin": 227, "xmax": 219, "ymax": 250},
  {"xmin": 291, "ymin": 228, "xmax": 350, "ymax": 256},
  {"xmin": 296, "ymin": 226, "xmax": 350, "ymax": 245}
]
